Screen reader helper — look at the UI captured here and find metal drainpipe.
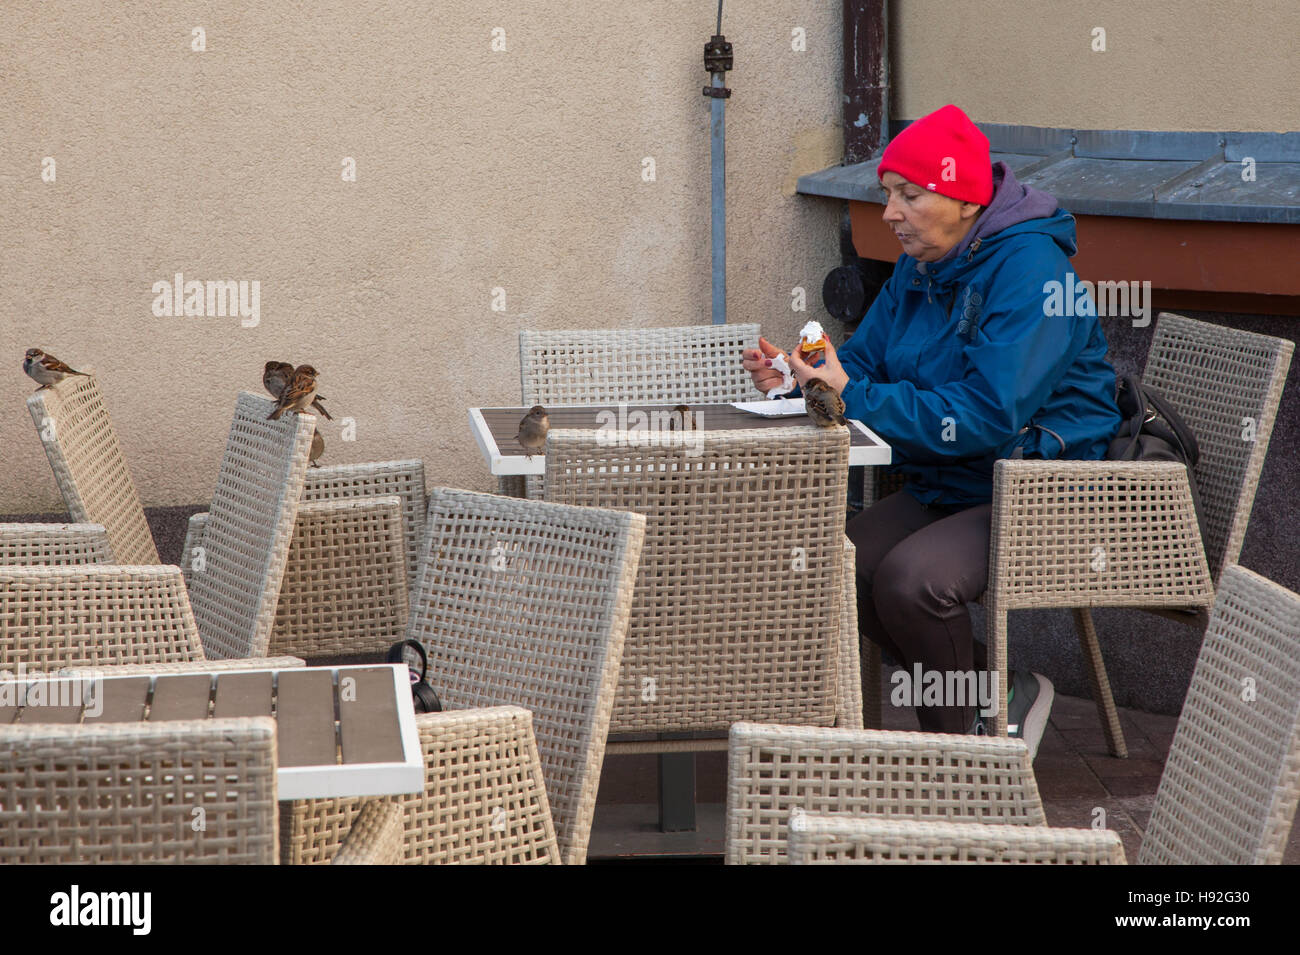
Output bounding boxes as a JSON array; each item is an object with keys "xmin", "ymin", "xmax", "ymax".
[
  {"xmin": 844, "ymin": 0, "xmax": 889, "ymax": 163},
  {"xmin": 704, "ymin": 2, "xmax": 733, "ymax": 325}
]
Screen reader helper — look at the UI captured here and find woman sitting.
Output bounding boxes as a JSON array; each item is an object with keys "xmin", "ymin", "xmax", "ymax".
[{"xmin": 743, "ymin": 104, "xmax": 1121, "ymax": 757}]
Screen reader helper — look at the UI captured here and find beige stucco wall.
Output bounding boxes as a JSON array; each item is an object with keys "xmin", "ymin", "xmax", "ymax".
[
  {"xmin": 1, "ymin": 2, "xmax": 843, "ymax": 511},
  {"xmin": 892, "ymin": 0, "xmax": 1300, "ymax": 131}
]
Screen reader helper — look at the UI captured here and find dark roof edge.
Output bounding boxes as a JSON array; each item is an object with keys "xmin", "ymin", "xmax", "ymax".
[
  {"xmin": 796, "ymin": 122, "xmax": 1300, "ymax": 224},
  {"xmin": 889, "ymin": 120, "xmax": 1300, "ymax": 163}
]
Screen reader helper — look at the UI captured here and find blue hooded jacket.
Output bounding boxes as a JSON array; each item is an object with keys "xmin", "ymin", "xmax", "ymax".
[{"xmin": 838, "ymin": 162, "xmax": 1122, "ymax": 509}]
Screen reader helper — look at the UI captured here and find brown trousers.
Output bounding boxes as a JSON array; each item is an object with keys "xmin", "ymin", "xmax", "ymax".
[{"xmin": 846, "ymin": 490, "xmax": 993, "ymax": 733}]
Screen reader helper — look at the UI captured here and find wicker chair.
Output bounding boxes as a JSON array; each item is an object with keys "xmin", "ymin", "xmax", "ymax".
[
  {"xmin": 183, "ymin": 496, "xmax": 409, "ymax": 659},
  {"xmin": 519, "ymin": 323, "xmax": 763, "ymax": 407},
  {"xmin": 183, "ymin": 392, "xmax": 315, "ymax": 659},
  {"xmin": 0, "ymin": 523, "xmax": 112, "ymax": 565},
  {"xmin": 729, "ymin": 564, "xmax": 1300, "ymax": 865},
  {"xmin": 0, "ymin": 564, "xmax": 306, "ymax": 672},
  {"xmin": 503, "ymin": 323, "xmax": 764, "ymax": 499},
  {"xmin": 302, "ymin": 459, "xmax": 428, "ymax": 593},
  {"xmin": 986, "ymin": 313, "xmax": 1292, "ymax": 756},
  {"xmin": 543, "ymin": 426, "xmax": 861, "ymax": 748},
  {"xmin": 26, "ymin": 373, "xmax": 160, "ymax": 564},
  {"xmin": 0, "ymin": 717, "xmax": 402, "ymax": 864},
  {"xmin": 725, "ymin": 722, "xmax": 1045, "ymax": 864},
  {"xmin": 282, "ymin": 487, "xmax": 646, "ymax": 865},
  {"xmin": 787, "ymin": 814, "xmax": 1126, "ymax": 864}
]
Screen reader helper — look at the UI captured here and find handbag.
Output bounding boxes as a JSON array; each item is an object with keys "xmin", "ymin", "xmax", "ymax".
[
  {"xmin": 386, "ymin": 639, "xmax": 442, "ymax": 714},
  {"xmin": 1106, "ymin": 374, "xmax": 1208, "ymax": 543}
]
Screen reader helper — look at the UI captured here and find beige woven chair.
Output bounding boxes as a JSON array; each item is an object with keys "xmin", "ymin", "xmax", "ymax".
[
  {"xmin": 519, "ymin": 323, "xmax": 763, "ymax": 407},
  {"xmin": 543, "ymin": 426, "xmax": 860, "ymax": 749},
  {"xmin": 282, "ymin": 487, "xmax": 646, "ymax": 865},
  {"xmin": 725, "ymin": 722, "xmax": 1045, "ymax": 864},
  {"xmin": 183, "ymin": 496, "xmax": 409, "ymax": 659},
  {"xmin": 24, "ymin": 382, "xmax": 323, "ymax": 661},
  {"xmin": 505, "ymin": 323, "xmax": 764, "ymax": 499},
  {"xmin": 986, "ymin": 313, "xmax": 1292, "ymax": 756},
  {"xmin": 730, "ymin": 564, "xmax": 1300, "ymax": 865},
  {"xmin": 302, "ymin": 459, "xmax": 428, "ymax": 593},
  {"xmin": 0, "ymin": 523, "xmax": 112, "ymax": 565},
  {"xmin": 1, "ymin": 565, "xmax": 205, "ymax": 670},
  {"xmin": 289, "ymin": 705, "xmax": 562, "ymax": 865},
  {"xmin": 183, "ymin": 392, "xmax": 314, "ymax": 659},
  {"xmin": 0, "ymin": 717, "xmax": 402, "ymax": 864},
  {"xmin": 0, "ymin": 564, "xmax": 306, "ymax": 672},
  {"xmin": 26, "ymin": 373, "xmax": 160, "ymax": 564},
  {"xmin": 787, "ymin": 814, "xmax": 1126, "ymax": 864}
]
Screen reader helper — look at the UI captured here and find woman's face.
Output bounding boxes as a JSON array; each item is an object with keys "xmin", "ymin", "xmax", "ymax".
[{"xmin": 879, "ymin": 171, "xmax": 983, "ymax": 263}]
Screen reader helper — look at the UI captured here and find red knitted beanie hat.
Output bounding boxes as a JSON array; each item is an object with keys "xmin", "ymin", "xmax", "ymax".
[{"xmin": 877, "ymin": 104, "xmax": 994, "ymax": 205}]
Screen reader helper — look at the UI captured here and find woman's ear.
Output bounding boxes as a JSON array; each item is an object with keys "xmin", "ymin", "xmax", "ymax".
[{"xmin": 961, "ymin": 201, "xmax": 984, "ymax": 221}]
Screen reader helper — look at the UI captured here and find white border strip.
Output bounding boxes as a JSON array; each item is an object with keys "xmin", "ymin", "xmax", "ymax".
[
  {"xmin": 849, "ymin": 419, "xmax": 893, "ymax": 466},
  {"xmin": 469, "ymin": 406, "xmax": 545, "ymax": 476},
  {"xmin": 1, "ymin": 665, "xmax": 425, "ymax": 802},
  {"xmin": 472, "ymin": 406, "xmax": 893, "ymax": 473}
]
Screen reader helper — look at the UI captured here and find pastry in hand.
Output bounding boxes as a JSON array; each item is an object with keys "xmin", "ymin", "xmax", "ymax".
[{"xmin": 797, "ymin": 320, "xmax": 828, "ymax": 360}]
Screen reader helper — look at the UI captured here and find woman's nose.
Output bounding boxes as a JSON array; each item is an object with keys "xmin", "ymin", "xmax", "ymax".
[{"xmin": 881, "ymin": 199, "xmax": 903, "ymax": 223}]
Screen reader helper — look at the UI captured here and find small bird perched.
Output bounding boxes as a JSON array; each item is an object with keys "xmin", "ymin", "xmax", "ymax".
[
  {"xmin": 803, "ymin": 377, "xmax": 847, "ymax": 428},
  {"xmin": 668, "ymin": 404, "xmax": 695, "ymax": 431},
  {"xmin": 267, "ymin": 364, "xmax": 320, "ymax": 420},
  {"xmin": 264, "ymin": 360, "xmax": 332, "ymax": 419},
  {"xmin": 516, "ymin": 405, "xmax": 549, "ymax": 458},
  {"xmin": 309, "ymin": 429, "xmax": 325, "ymax": 467},
  {"xmin": 23, "ymin": 349, "xmax": 89, "ymax": 390},
  {"xmin": 263, "ymin": 361, "xmax": 293, "ymax": 398}
]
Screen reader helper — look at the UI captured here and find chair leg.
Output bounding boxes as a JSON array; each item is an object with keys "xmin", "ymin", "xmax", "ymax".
[
  {"xmin": 986, "ymin": 606, "xmax": 1008, "ymax": 737},
  {"xmin": 658, "ymin": 752, "xmax": 697, "ymax": 832},
  {"xmin": 497, "ymin": 475, "xmax": 526, "ymax": 498},
  {"xmin": 860, "ymin": 640, "xmax": 882, "ymax": 730},
  {"xmin": 1072, "ymin": 608, "xmax": 1128, "ymax": 759}
]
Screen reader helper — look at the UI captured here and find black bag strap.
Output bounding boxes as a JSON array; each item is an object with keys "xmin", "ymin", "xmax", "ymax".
[
  {"xmin": 1111, "ymin": 376, "xmax": 1148, "ymax": 461},
  {"xmin": 1140, "ymin": 385, "xmax": 1199, "ymax": 467},
  {"xmin": 387, "ymin": 639, "xmax": 442, "ymax": 713}
]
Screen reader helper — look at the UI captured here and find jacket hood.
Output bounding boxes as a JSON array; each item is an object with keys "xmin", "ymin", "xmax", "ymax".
[{"xmin": 920, "ymin": 162, "xmax": 1070, "ymax": 276}]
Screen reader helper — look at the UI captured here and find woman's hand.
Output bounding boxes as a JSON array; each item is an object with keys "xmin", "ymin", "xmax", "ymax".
[
  {"xmin": 741, "ymin": 336, "xmax": 789, "ymax": 394},
  {"xmin": 789, "ymin": 335, "xmax": 851, "ymax": 395}
]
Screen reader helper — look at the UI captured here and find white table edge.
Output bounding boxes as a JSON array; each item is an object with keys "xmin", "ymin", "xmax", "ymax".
[
  {"xmin": 0, "ymin": 664, "xmax": 425, "ymax": 801},
  {"xmin": 468, "ymin": 406, "xmax": 893, "ymax": 471}
]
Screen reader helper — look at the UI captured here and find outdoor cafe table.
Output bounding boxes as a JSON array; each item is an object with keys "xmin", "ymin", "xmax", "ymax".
[
  {"xmin": 469, "ymin": 401, "xmax": 893, "ymax": 476},
  {"xmin": 0, "ymin": 663, "xmax": 423, "ymax": 801}
]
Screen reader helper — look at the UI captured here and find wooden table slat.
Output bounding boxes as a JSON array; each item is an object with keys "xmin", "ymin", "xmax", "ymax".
[
  {"xmin": 338, "ymin": 667, "xmax": 406, "ymax": 765},
  {"xmin": 149, "ymin": 674, "xmax": 213, "ymax": 721},
  {"xmin": 83, "ymin": 677, "xmax": 151, "ymax": 724},
  {"xmin": 16, "ymin": 680, "xmax": 87, "ymax": 724},
  {"xmin": 0, "ymin": 681, "xmax": 19, "ymax": 724},
  {"xmin": 276, "ymin": 669, "xmax": 339, "ymax": 768},
  {"xmin": 213, "ymin": 671, "xmax": 274, "ymax": 719}
]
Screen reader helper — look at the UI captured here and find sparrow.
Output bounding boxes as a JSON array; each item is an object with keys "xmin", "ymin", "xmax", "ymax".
[
  {"xmin": 803, "ymin": 377, "xmax": 847, "ymax": 428},
  {"xmin": 23, "ymin": 349, "xmax": 89, "ymax": 390},
  {"xmin": 267, "ymin": 364, "xmax": 319, "ymax": 420},
  {"xmin": 309, "ymin": 428, "xmax": 325, "ymax": 467},
  {"xmin": 265, "ymin": 360, "xmax": 332, "ymax": 420},
  {"xmin": 668, "ymin": 404, "xmax": 695, "ymax": 431},
  {"xmin": 516, "ymin": 405, "xmax": 549, "ymax": 458}
]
